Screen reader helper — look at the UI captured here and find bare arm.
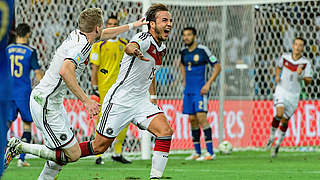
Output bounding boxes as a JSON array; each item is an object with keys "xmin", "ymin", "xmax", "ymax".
[
  {"xmin": 34, "ymin": 69, "xmax": 43, "ymax": 83},
  {"xmin": 275, "ymin": 66, "xmax": 281, "ymax": 83},
  {"xmin": 149, "ymin": 77, "xmax": 157, "ymax": 104},
  {"xmin": 91, "ymin": 64, "xmax": 99, "ymax": 86},
  {"xmin": 101, "ymin": 18, "xmax": 148, "ymax": 40},
  {"xmin": 304, "ymin": 77, "xmax": 312, "ymax": 85},
  {"xmin": 179, "ymin": 62, "xmax": 186, "ymax": 87},
  {"xmin": 59, "ymin": 61, "xmax": 100, "ymax": 117},
  {"xmin": 207, "ymin": 63, "xmax": 221, "ymax": 86},
  {"xmin": 200, "ymin": 63, "xmax": 221, "ymax": 95}
]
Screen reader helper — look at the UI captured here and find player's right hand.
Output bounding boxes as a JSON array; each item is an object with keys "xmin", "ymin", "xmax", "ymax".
[
  {"xmin": 275, "ymin": 76, "xmax": 280, "ymax": 83},
  {"xmin": 133, "ymin": 17, "xmax": 149, "ymax": 28},
  {"xmin": 84, "ymin": 98, "xmax": 101, "ymax": 118},
  {"xmin": 134, "ymin": 48, "xmax": 150, "ymax": 61}
]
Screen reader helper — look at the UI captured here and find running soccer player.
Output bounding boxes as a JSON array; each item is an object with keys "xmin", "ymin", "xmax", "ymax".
[
  {"xmin": 78, "ymin": 4, "xmax": 173, "ymax": 179},
  {"xmin": 5, "ymin": 8, "xmax": 147, "ymax": 179},
  {"xmin": 266, "ymin": 37, "xmax": 313, "ymax": 157},
  {"xmin": 90, "ymin": 15, "xmax": 131, "ymax": 164},
  {"xmin": 180, "ymin": 27, "xmax": 221, "ymax": 161},
  {"xmin": 6, "ymin": 23, "xmax": 43, "ymax": 167},
  {"xmin": 0, "ymin": 0, "xmax": 14, "ymax": 177}
]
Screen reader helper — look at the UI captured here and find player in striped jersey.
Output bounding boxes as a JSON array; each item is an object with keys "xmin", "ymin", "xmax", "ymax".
[
  {"xmin": 5, "ymin": 8, "xmax": 147, "ymax": 179},
  {"xmin": 79, "ymin": 4, "xmax": 173, "ymax": 179},
  {"xmin": 266, "ymin": 37, "xmax": 313, "ymax": 157},
  {"xmin": 90, "ymin": 15, "xmax": 131, "ymax": 164}
]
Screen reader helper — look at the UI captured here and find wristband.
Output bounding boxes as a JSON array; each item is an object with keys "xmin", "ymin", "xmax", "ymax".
[
  {"xmin": 128, "ymin": 23, "xmax": 134, "ymax": 30},
  {"xmin": 150, "ymin": 95, "xmax": 157, "ymax": 99}
]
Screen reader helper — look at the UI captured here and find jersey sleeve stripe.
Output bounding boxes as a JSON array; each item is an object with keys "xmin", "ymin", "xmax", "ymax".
[
  {"xmin": 64, "ymin": 58, "xmax": 78, "ymax": 66},
  {"xmin": 81, "ymin": 42, "xmax": 91, "ymax": 54},
  {"xmin": 130, "ymin": 41, "xmax": 140, "ymax": 50}
]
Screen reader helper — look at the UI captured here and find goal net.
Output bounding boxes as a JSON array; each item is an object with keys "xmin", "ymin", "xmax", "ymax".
[{"xmin": 11, "ymin": 0, "xmax": 320, "ymax": 157}]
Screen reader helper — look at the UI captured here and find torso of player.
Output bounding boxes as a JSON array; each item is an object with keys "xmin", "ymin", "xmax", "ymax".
[
  {"xmin": 277, "ymin": 53, "xmax": 312, "ymax": 96},
  {"xmin": 33, "ymin": 29, "xmax": 91, "ymax": 108},
  {"xmin": 90, "ymin": 37, "xmax": 127, "ymax": 95},
  {"xmin": 181, "ymin": 45, "xmax": 216, "ymax": 94},
  {"xmin": 105, "ymin": 32, "xmax": 166, "ymax": 106},
  {"xmin": 6, "ymin": 43, "xmax": 37, "ymax": 100}
]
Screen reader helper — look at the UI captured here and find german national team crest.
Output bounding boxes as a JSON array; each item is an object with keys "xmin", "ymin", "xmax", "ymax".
[
  {"xmin": 106, "ymin": 128, "xmax": 113, "ymax": 135},
  {"xmin": 60, "ymin": 134, "xmax": 67, "ymax": 141},
  {"xmin": 194, "ymin": 54, "xmax": 199, "ymax": 63}
]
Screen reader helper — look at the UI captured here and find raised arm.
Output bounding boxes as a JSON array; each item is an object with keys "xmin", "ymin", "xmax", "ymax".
[{"xmin": 101, "ymin": 18, "xmax": 148, "ymax": 40}]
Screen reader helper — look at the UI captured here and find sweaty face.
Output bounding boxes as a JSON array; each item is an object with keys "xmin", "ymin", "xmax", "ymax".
[
  {"xmin": 153, "ymin": 11, "xmax": 172, "ymax": 42},
  {"xmin": 292, "ymin": 39, "xmax": 304, "ymax": 56},
  {"xmin": 183, "ymin": 30, "xmax": 195, "ymax": 46}
]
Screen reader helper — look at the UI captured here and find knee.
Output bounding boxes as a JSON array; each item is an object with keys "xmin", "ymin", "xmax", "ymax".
[
  {"xmin": 189, "ymin": 118, "xmax": 199, "ymax": 127},
  {"xmin": 158, "ymin": 126, "xmax": 174, "ymax": 137}
]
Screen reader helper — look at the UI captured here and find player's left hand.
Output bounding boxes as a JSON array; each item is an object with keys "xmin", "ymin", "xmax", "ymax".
[
  {"xmin": 133, "ymin": 17, "xmax": 149, "ymax": 28},
  {"xmin": 200, "ymin": 83, "xmax": 210, "ymax": 95},
  {"xmin": 297, "ymin": 65, "xmax": 303, "ymax": 75}
]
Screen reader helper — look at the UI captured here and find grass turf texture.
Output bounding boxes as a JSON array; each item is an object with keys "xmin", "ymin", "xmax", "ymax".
[{"xmin": 2, "ymin": 151, "xmax": 320, "ymax": 180}]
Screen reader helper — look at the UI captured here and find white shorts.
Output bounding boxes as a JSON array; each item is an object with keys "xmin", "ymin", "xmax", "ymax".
[
  {"xmin": 273, "ymin": 86, "xmax": 299, "ymax": 119},
  {"xmin": 96, "ymin": 98, "xmax": 163, "ymax": 138},
  {"xmin": 30, "ymin": 92, "xmax": 76, "ymax": 149}
]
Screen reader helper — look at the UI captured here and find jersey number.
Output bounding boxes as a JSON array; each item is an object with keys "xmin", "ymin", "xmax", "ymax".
[
  {"xmin": 188, "ymin": 62, "xmax": 192, "ymax": 71},
  {"xmin": 0, "ymin": 1, "xmax": 9, "ymax": 41},
  {"xmin": 10, "ymin": 55, "xmax": 24, "ymax": 78}
]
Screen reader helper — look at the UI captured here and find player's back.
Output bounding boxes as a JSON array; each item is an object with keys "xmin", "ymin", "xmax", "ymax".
[
  {"xmin": 278, "ymin": 53, "xmax": 312, "ymax": 95},
  {"xmin": 33, "ymin": 29, "xmax": 91, "ymax": 107},
  {"xmin": 105, "ymin": 32, "xmax": 166, "ymax": 106},
  {"xmin": 181, "ymin": 44, "xmax": 217, "ymax": 94},
  {"xmin": 6, "ymin": 43, "xmax": 39, "ymax": 100}
]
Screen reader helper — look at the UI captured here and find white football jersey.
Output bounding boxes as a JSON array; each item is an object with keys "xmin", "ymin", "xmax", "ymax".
[
  {"xmin": 33, "ymin": 29, "xmax": 91, "ymax": 108},
  {"xmin": 276, "ymin": 53, "xmax": 313, "ymax": 95},
  {"xmin": 104, "ymin": 32, "xmax": 166, "ymax": 106}
]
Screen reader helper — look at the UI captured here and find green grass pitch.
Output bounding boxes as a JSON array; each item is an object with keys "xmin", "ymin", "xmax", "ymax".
[{"xmin": 2, "ymin": 151, "xmax": 320, "ymax": 180}]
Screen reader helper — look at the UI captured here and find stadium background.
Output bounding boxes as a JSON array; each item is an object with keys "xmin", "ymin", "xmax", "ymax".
[{"xmin": 9, "ymin": 0, "xmax": 320, "ymax": 154}]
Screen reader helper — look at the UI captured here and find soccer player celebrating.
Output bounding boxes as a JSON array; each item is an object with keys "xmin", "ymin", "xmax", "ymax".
[
  {"xmin": 180, "ymin": 27, "xmax": 221, "ymax": 161},
  {"xmin": 79, "ymin": 4, "xmax": 173, "ymax": 179},
  {"xmin": 5, "ymin": 8, "xmax": 147, "ymax": 179},
  {"xmin": 266, "ymin": 37, "xmax": 313, "ymax": 157},
  {"xmin": 6, "ymin": 23, "xmax": 43, "ymax": 167},
  {"xmin": 90, "ymin": 15, "xmax": 131, "ymax": 164}
]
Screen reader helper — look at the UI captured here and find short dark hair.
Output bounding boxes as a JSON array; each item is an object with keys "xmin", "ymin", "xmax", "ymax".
[
  {"xmin": 105, "ymin": 15, "xmax": 118, "ymax": 25},
  {"xmin": 183, "ymin": 27, "xmax": 197, "ymax": 36},
  {"xmin": 294, "ymin": 37, "xmax": 306, "ymax": 45},
  {"xmin": 16, "ymin": 23, "xmax": 31, "ymax": 37},
  {"xmin": 145, "ymin": 3, "xmax": 169, "ymax": 30}
]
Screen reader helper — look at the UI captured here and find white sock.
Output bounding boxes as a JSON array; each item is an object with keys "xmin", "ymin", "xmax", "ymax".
[
  {"xmin": 38, "ymin": 161, "xmax": 62, "ymax": 180},
  {"xmin": 20, "ymin": 142, "xmax": 57, "ymax": 162},
  {"xmin": 150, "ymin": 151, "xmax": 169, "ymax": 179},
  {"xmin": 276, "ymin": 131, "xmax": 286, "ymax": 147},
  {"xmin": 269, "ymin": 126, "xmax": 277, "ymax": 141}
]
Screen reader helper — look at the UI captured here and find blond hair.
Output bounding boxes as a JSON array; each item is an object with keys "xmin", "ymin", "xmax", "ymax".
[{"xmin": 78, "ymin": 8, "xmax": 103, "ymax": 33}]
